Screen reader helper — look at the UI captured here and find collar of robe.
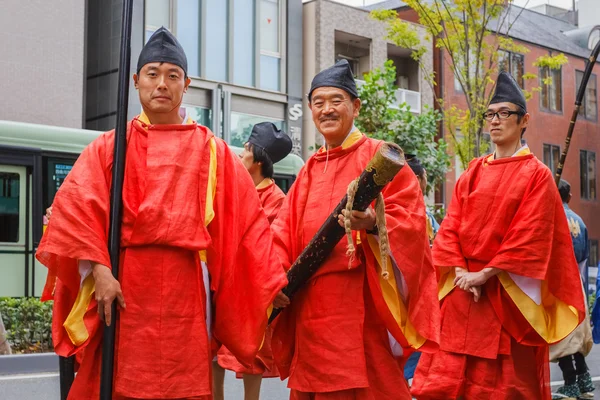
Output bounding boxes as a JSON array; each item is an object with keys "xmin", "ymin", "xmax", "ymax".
[
  {"xmin": 313, "ymin": 131, "xmax": 367, "ymax": 163},
  {"xmin": 133, "ymin": 115, "xmax": 197, "ymax": 134}
]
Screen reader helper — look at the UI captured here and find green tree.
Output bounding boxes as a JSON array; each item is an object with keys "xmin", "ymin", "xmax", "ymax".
[
  {"xmin": 371, "ymin": 0, "xmax": 567, "ymax": 170},
  {"xmin": 355, "ymin": 60, "xmax": 450, "ymax": 195}
]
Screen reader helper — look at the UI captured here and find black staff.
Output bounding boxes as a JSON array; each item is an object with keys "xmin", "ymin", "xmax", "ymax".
[
  {"xmin": 99, "ymin": 0, "xmax": 134, "ymax": 399},
  {"xmin": 554, "ymin": 40, "xmax": 600, "ymax": 186},
  {"xmin": 269, "ymin": 143, "xmax": 405, "ymax": 323}
]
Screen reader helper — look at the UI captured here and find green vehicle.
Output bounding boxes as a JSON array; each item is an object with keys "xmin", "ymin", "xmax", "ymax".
[{"xmin": 0, "ymin": 120, "xmax": 303, "ymax": 298}]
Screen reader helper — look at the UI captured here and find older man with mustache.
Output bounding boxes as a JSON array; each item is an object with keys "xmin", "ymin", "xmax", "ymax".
[{"xmin": 269, "ymin": 60, "xmax": 441, "ymax": 400}]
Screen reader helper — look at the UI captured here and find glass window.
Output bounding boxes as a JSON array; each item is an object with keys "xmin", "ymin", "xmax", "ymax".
[
  {"xmin": 145, "ymin": 0, "xmax": 171, "ymax": 42},
  {"xmin": 581, "ymin": 150, "xmax": 597, "ymax": 200},
  {"xmin": 233, "ymin": 0, "xmax": 255, "ymax": 87},
  {"xmin": 185, "ymin": 105, "xmax": 212, "ymax": 128},
  {"xmin": 205, "ymin": 0, "xmax": 228, "ymax": 82},
  {"xmin": 498, "ymin": 50, "xmax": 509, "ymax": 74},
  {"xmin": 543, "ymin": 144, "xmax": 560, "ymax": 173},
  {"xmin": 45, "ymin": 159, "xmax": 75, "ymax": 208},
  {"xmin": 230, "ymin": 112, "xmax": 283, "ymax": 147},
  {"xmin": 260, "ymin": 55, "xmax": 281, "ymax": 92},
  {"xmin": 0, "ymin": 172, "xmax": 20, "ymax": 243},
  {"xmin": 540, "ymin": 67, "xmax": 562, "ymax": 112},
  {"xmin": 176, "ymin": 0, "xmax": 200, "ymax": 77},
  {"xmin": 510, "ymin": 53, "xmax": 524, "ymax": 88},
  {"xmin": 590, "ymin": 239, "xmax": 599, "ymax": 268},
  {"xmin": 498, "ymin": 50, "xmax": 523, "ymax": 88},
  {"xmin": 576, "ymin": 71, "xmax": 598, "ymax": 121},
  {"xmin": 260, "ymin": 0, "xmax": 279, "ymax": 54}
]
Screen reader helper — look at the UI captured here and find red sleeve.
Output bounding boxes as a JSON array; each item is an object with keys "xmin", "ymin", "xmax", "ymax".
[
  {"xmin": 486, "ymin": 165, "xmax": 574, "ymax": 280},
  {"xmin": 271, "ymin": 164, "xmax": 310, "ymax": 271},
  {"xmin": 207, "ymin": 141, "xmax": 287, "ymax": 366},
  {"xmin": 432, "ymin": 169, "xmax": 470, "ymax": 269},
  {"xmin": 363, "ymin": 164, "xmax": 441, "ymax": 352},
  {"xmin": 35, "ymin": 131, "xmax": 114, "ymax": 356}
]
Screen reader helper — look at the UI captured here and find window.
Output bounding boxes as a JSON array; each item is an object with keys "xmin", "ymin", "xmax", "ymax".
[
  {"xmin": 540, "ymin": 66, "xmax": 562, "ymax": 112},
  {"xmin": 185, "ymin": 106, "xmax": 212, "ymax": 128},
  {"xmin": 259, "ymin": 0, "xmax": 281, "ymax": 91},
  {"xmin": 145, "ymin": 0, "xmax": 172, "ymax": 42},
  {"xmin": 576, "ymin": 71, "xmax": 598, "ymax": 121},
  {"xmin": 233, "ymin": 0, "xmax": 255, "ymax": 86},
  {"xmin": 0, "ymin": 172, "xmax": 20, "ymax": 243},
  {"xmin": 543, "ymin": 144, "xmax": 561, "ymax": 174},
  {"xmin": 230, "ymin": 112, "xmax": 283, "ymax": 147},
  {"xmin": 498, "ymin": 50, "xmax": 525, "ymax": 88},
  {"xmin": 580, "ymin": 150, "xmax": 597, "ymax": 200},
  {"xmin": 144, "ymin": 0, "xmax": 284, "ymax": 90},
  {"xmin": 591, "ymin": 240, "xmax": 599, "ymax": 268},
  {"xmin": 176, "ymin": 0, "xmax": 201, "ymax": 77},
  {"xmin": 205, "ymin": 0, "xmax": 229, "ymax": 82}
]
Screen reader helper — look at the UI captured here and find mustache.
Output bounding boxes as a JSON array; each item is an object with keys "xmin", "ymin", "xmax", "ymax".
[{"xmin": 319, "ymin": 115, "xmax": 339, "ymax": 122}]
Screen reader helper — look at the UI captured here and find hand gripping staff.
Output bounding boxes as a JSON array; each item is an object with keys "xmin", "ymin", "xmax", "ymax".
[
  {"xmin": 269, "ymin": 143, "xmax": 406, "ymax": 324},
  {"xmin": 554, "ymin": 40, "xmax": 600, "ymax": 186},
  {"xmin": 56, "ymin": 2, "xmax": 133, "ymax": 399},
  {"xmin": 100, "ymin": 0, "xmax": 133, "ymax": 399}
]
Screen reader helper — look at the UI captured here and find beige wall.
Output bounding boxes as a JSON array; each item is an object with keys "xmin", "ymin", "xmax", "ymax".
[
  {"xmin": 0, "ymin": 0, "xmax": 86, "ymax": 128},
  {"xmin": 302, "ymin": 0, "xmax": 434, "ymax": 158}
]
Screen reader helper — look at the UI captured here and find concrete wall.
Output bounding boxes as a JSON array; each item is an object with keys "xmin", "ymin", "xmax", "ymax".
[
  {"xmin": 0, "ymin": 0, "xmax": 86, "ymax": 128},
  {"xmin": 302, "ymin": 0, "xmax": 434, "ymax": 157}
]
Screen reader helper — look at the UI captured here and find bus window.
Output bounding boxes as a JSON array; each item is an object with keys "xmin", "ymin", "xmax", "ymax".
[
  {"xmin": 274, "ymin": 175, "xmax": 295, "ymax": 194},
  {"xmin": 45, "ymin": 158, "xmax": 75, "ymax": 207},
  {"xmin": 0, "ymin": 171, "xmax": 20, "ymax": 242}
]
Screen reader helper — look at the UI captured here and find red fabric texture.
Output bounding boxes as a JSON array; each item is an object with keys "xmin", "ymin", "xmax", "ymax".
[
  {"xmin": 269, "ymin": 135, "xmax": 439, "ymax": 398},
  {"xmin": 411, "ymin": 338, "xmax": 548, "ymax": 399},
  {"xmin": 257, "ymin": 181, "xmax": 286, "ymax": 225},
  {"xmin": 36, "ymin": 118, "xmax": 286, "ymax": 399},
  {"xmin": 217, "ymin": 180, "xmax": 285, "ymax": 377},
  {"xmin": 412, "ymin": 154, "xmax": 583, "ymax": 398}
]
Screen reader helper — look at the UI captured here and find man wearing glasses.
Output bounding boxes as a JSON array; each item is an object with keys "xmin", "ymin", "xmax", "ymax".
[{"xmin": 412, "ymin": 72, "xmax": 586, "ymax": 399}]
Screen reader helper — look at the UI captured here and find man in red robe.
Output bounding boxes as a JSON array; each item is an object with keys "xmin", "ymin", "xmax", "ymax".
[
  {"xmin": 270, "ymin": 59, "xmax": 441, "ymax": 400},
  {"xmin": 36, "ymin": 27, "xmax": 287, "ymax": 400},
  {"xmin": 214, "ymin": 122, "xmax": 292, "ymax": 400},
  {"xmin": 411, "ymin": 72, "xmax": 586, "ymax": 399}
]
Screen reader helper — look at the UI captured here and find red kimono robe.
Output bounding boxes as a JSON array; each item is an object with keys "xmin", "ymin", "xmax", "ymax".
[
  {"xmin": 217, "ymin": 178, "xmax": 286, "ymax": 377},
  {"xmin": 270, "ymin": 132, "xmax": 440, "ymax": 400},
  {"xmin": 257, "ymin": 179, "xmax": 286, "ymax": 225},
  {"xmin": 411, "ymin": 151, "xmax": 585, "ymax": 400},
  {"xmin": 36, "ymin": 118, "xmax": 287, "ymax": 400}
]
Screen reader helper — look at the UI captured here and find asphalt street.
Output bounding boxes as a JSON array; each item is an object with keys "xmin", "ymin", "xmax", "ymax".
[{"xmin": 2, "ymin": 347, "xmax": 600, "ymax": 400}]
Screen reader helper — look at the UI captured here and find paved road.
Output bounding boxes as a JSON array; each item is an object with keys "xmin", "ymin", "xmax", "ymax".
[
  {"xmin": 0, "ymin": 370, "xmax": 290, "ymax": 400},
  {"xmin": 3, "ymin": 346, "xmax": 600, "ymax": 400}
]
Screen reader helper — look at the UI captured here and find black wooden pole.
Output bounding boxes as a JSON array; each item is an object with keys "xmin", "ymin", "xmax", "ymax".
[{"xmin": 99, "ymin": 0, "xmax": 134, "ymax": 399}]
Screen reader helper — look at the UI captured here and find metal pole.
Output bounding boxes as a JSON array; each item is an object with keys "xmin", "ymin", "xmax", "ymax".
[
  {"xmin": 554, "ymin": 40, "xmax": 600, "ymax": 186},
  {"xmin": 99, "ymin": 0, "xmax": 134, "ymax": 398}
]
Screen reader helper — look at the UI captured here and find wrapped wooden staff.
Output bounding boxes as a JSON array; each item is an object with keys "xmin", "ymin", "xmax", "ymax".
[{"xmin": 269, "ymin": 142, "xmax": 405, "ymax": 323}]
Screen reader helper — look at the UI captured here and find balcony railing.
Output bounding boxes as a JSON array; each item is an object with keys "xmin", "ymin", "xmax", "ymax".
[{"xmin": 356, "ymin": 79, "xmax": 421, "ymax": 114}]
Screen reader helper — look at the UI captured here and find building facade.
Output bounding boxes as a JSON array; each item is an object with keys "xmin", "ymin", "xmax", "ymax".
[
  {"xmin": 0, "ymin": 0, "xmax": 303, "ymax": 155},
  {"xmin": 376, "ymin": 0, "xmax": 600, "ymax": 271},
  {"xmin": 302, "ymin": 0, "xmax": 434, "ymax": 158}
]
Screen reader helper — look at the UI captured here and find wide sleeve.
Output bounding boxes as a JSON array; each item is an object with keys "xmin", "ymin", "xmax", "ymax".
[
  {"xmin": 206, "ymin": 140, "xmax": 287, "ymax": 366},
  {"xmin": 432, "ymin": 172, "xmax": 468, "ymax": 270},
  {"xmin": 35, "ymin": 131, "xmax": 114, "ymax": 356},
  {"xmin": 362, "ymin": 164, "xmax": 440, "ymax": 353},
  {"xmin": 271, "ymin": 164, "xmax": 310, "ymax": 271},
  {"xmin": 486, "ymin": 165, "xmax": 585, "ymax": 345}
]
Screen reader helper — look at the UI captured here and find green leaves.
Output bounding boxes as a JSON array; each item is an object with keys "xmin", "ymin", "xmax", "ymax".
[
  {"xmin": 0, "ymin": 297, "xmax": 53, "ymax": 354},
  {"xmin": 355, "ymin": 61, "xmax": 450, "ymax": 195}
]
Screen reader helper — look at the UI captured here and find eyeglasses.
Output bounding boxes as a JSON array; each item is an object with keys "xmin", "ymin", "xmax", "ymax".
[{"xmin": 482, "ymin": 110, "xmax": 522, "ymax": 121}]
